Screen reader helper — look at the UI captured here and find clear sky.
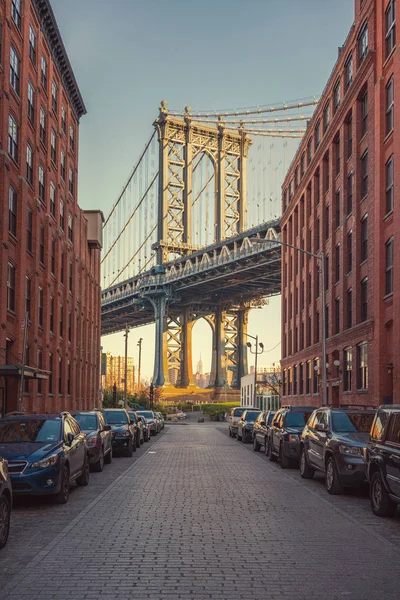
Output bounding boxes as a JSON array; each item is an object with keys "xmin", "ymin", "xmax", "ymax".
[{"xmin": 51, "ymin": 0, "xmax": 354, "ymax": 380}]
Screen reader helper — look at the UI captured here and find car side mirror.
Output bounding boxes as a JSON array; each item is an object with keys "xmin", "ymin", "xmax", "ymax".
[
  {"xmin": 66, "ymin": 432, "xmax": 74, "ymax": 446},
  {"xmin": 103, "ymin": 425, "xmax": 111, "ymax": 431},
  {"xmin": 315, "ymin": 423, "xmax": 327, "ymax": 432}
]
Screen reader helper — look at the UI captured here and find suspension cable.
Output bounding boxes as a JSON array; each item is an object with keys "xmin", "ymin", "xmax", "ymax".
[
  {"xmin": 169, "ymin": 97, "xmax": 319, "ymax": 119},
  {"xmin": 109, "ymin": 225, "xmax": 157, "ymax": 287}
]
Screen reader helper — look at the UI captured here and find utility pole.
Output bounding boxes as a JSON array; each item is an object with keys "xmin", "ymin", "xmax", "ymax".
[
  {"xmin": 18, "ymin": 312, "xmax": 29, "ymax": 413},
  {"xmin": 124, "ymin": 325, "xmax": 129, "ymax": 409},
  {"xmin": 246, "ymin": 333, "xmax": 265, "ymax": 407},
  {"xmin": 137, "ymin": 337, "xmax": 143, "ymax": 391}
]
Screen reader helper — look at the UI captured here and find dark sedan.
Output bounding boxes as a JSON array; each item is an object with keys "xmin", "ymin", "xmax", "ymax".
[
  {"xmin": 71, "ymin": 411, "xmax": 112, "ymax": 471},
  {"xmin": 237, "ymin": 409, "xmax": 262, "ymax": 443},
  {"xmin": 102, "ymin": 409, "xmax": 137, "ymax": 457},
  {"xmin": 252, "ymin": 410, "xmax": 276, "ymax": 453},
  {"xmin": 128, "ymin": 411, "xmax": 143, "ymax": 446},
  {"xmin": 300, "ymin": 408, "xmax": 375, "ymax": 494}
]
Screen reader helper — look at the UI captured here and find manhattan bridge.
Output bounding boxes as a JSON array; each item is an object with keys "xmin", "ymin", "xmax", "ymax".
[{"xmin": 101, "ymin": 98, "xmax": 317, "ymax": 397}]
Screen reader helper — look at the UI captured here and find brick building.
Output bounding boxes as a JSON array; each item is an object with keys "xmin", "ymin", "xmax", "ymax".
[
  {"xmin": 0, "ymin": 0, "xmax": 103, "ymax": 414},
  {"xmin": 103, "ymin": 353, "xmax": 135, "ymax": 395},
  {"xmin": 281, "ymin": 0, "xmax": 399, "ymax": 407}
]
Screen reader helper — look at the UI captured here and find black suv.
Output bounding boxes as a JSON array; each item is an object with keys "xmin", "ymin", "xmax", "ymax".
[
  {"xmin": 0, "ymin": 412, "xmax": 89, "ymax": 504},
  {"xmin": 102, "ymin": 409, "xmax": 137, "ymax": 456},
  {"xmin": 300, "ymin": 408, "xmax": 375, "ymax": 494},
  {"xmin": 367, "ymin": 404, "xmax": 400, "ymax": 517},
  {"xmin": 252, "ymin": 410, "xmax": 276, "ymax": 453},
  {"xmin": 236, "ymin": 409, "xmax": 261, "ymax": 443},
  {"xmin": 71, "ymin": 411, "xmax": 112, "ymax": 471},
  {"xmin": 267, "ymin": 406, "xmax": 314, "ymax": 468}
]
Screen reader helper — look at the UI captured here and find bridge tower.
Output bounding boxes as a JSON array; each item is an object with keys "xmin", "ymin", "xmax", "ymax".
[{"xmin": 149, "ymin": 101, "xmax": 252, "ymax": 391}]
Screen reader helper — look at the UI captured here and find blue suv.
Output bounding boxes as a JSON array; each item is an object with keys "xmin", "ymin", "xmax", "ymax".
[{"xmin": 0, "ymin": 412, "xmax": 90, "ymax": 504}]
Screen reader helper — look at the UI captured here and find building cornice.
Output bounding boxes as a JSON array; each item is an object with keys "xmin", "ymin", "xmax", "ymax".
[{"xmin": 32, "ymin": 0, "xmax": 87, "ymax": 121}]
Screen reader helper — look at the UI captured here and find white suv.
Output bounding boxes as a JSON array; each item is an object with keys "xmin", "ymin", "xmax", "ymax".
[{"xmin": 228, "ymin": 407, "xmax": 252, "ymax": 438}]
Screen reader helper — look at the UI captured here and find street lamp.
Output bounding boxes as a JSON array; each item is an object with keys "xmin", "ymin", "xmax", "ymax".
[
  {"xmin": 137, "ymin": 338, "xmax": 143, "ymax": 391},
  {"xmin": 250, "ymin": 236, "xmax": 327, "ymax": 407},
  {"xmin": 244, "ymin": 332, "xmax": 265, "ymax": 407},
  {"xmin": 123, "ymin": 325, "xmax": 130, "ymax": 409}
]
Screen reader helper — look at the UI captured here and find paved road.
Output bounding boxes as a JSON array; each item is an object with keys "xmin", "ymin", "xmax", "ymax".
[{"xmin": 2, "ymin": 417, "xmax": 400, "ymax": 599}]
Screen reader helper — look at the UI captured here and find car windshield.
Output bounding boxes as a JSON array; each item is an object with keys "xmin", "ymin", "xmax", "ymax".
[
  {"xmin": 233, "ymin": 408, "xmax": 246, "ymax": 417},
  {"xmin": 138, "ymin": 411, "xmax": 153, "ymax": 419},
  {"xmin": 244, "ymin": 411, "xmax": 260, "ymax": 420},
  {"xmin": 73, "ymin": 414, "xmax": 98, "ymax": 430},
  {"xmin": 285, "ymin": 412, "xmax": 309, "ymax": 427},
  {"xmin": 103, "ymin": 410, "xmax": 128, "ymax": 425},
  {"xmin": 0, "ymin": 419, "xmax": 61, "ymax": 443},
  {"xmin": 331, "ymin": 412, "xmax": 375, "ymax": 433},
  {"xmin": 267, "ymin": 413, "xmax": 275, "ymax": 425},
  {"xmin": 128, "ymin": 412, "xmax": 137, "ymax": 421}
]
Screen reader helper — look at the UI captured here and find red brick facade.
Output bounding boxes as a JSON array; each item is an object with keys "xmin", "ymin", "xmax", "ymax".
[
  {"xmin": 281, "ymin": 0, "xmax": 399, "ymax": 408},
  {"xmin": 0, "ymin": 0, "xmax": 103, "ymax": 414}
]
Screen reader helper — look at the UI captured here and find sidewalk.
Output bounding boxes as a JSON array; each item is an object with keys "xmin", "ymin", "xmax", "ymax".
[{"xmin": 4, "ymin": 421, "xmax": 400, "ymax": 599}]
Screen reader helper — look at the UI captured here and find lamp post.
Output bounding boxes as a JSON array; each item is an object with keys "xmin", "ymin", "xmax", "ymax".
[
  {"xmin": 250, "ymin": 237, "xmax": 327, "ymax": 407},
  {"xmin": 123, "ymin": 325, "xmax": 130, "ymax": 409},
  {"xmin": 137, "ymin": 337, "xmax": 143, "ymax": 391},
  {"xmin": 244, "ymin": 332, "xmax": 265, "ymax": 407}
]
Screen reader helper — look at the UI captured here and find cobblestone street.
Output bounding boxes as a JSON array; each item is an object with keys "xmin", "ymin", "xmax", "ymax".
[{"xmin": 2, "ymin": 417, "xmax": 400, "ymax": 599}]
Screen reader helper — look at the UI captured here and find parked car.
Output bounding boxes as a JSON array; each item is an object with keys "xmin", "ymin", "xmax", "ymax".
[
  {"xmin": 367, "ymin": 404, "xmax": 400, "ymax": 517},
  {"xmin": 137, "ymin": 411, "xmax": 158, "ymax": 436},
  {"xmin": 0, "ymin": 412, "xmax": 89, "ymax": 504},
  {"xmin": 138, "ymin": 416, "xmax": 151, "ymax": 442},
  {"xmin": 252, "ymin": 410, "xmax": 276, "ymax": 453},
  {"xmin": 71, "ymin": 411, "xmax": 112, "ymax": 471},
  {"xmin": 102, "ymin": 409, "xmax": 138, "ymax": 456},
  {"xmin": 267, "ymin": 406, "xmax": 315, "ymax": 468},
  {"xmin": 156, "ymin": 412, "xmax": 165, "ymax": 429},
  {"xmin": 0, "ymin": 455, "xmax": 12, "ymax": 549},
  {"xmin": 300, "ymin": 408, "xmax": 375, "ymax": 494},
  {"xmin": 227, "ymin": 406, "xmax": 250, "ymax": 438},
  {"xmin": 128, "ymin": 410, "xmax": 143, "ymax": 446},
  {"xmin": 237, "ymin": 409, "xmax": 262, "ymax": 443}
]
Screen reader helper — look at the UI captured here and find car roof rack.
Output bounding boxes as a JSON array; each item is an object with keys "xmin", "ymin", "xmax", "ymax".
[{"xmin": 379, "ymin": 404, "xmax": 400, "ymax": 409}]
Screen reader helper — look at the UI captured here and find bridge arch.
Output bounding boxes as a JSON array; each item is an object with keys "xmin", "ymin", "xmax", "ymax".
[{"xmin": 191, "ymin": 152, "xmax": 216, "ymax": 247}]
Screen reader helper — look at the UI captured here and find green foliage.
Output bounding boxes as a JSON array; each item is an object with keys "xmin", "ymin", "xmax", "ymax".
[{"xmin": 201, "ymin": 402, "xmax": 238, "ymax": 421}]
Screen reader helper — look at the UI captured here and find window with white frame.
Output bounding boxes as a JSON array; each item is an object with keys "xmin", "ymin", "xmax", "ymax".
[
  {"xmin": 26, "ymin": 144, "xmax": 33, "ymax": 185},
  {"xmin": 29, "ymin": 24, "xmax": 36, "ymax": 64},
  {"xmin": 8, "ymin": 115, "xmax": 18, "ymax": 162},
  {"xmin": 28, "ymin": 81, "xmax": 35, "ymax": 123},
  {"xmin": 10, "ymin": 46, "xmax": 20, "ymax": 95},
  {"xmin": 39, "ymin": 164, "xmax": 45, "ymax": 204}
]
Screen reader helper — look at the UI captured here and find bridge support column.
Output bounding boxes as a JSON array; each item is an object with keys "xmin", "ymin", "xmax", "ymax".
[
  {"xmin": 214, "ymin": 305, "xmax": 226, "ymax": 388},
  {"xmin": 235, "ymin": 308, "xmax": 249, "ymax": 387},
  {"xmin": 149, "ymin": 295, "xmax": 168, "ymax": 387},
  {"xmin": 178, "ymin": 308, "xmax": 194, "ymax": 387}
]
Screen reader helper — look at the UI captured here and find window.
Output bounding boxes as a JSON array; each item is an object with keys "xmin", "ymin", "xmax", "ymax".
[
  {"xmin": 69, "ymin": 167, "xmax": 74, "ymax": 196},
  {"xmin": 315, "ymin": 268, "xmax": 320, "ymax": 299},
  {"xmin": 360, "ymin": 215, "xmax": 368, "ymax": 262},
  {"xmin": 385, "ymin": 0, "xmax": 396, "ymax": 58},
  {"xmin": 347, "ymin": 288, "xmax": 352, "ymax": 328},
  {"xmin": 335, "ymin": 244, "xmax": 340, "ymax": 283},
  {"xmin": 67, "ymin": 361, "xmax": 71, "ymax": 395},
  {"xmin": 26, "ymin": 277, "xmax": 31, "ymax": 319},
  {"xmin": 60, "ymin": 200, "xmax": 65, "ymax": 230},
  {"xmin": 26, "ymin": 144, "xmax": 33, "ymax": 185},
  {"xmin": 60, "ymin": 150, "xmax": 66, "ymax": 180},
  {"xmin": 52, "ymin": 80, "xmax": 58, "ymax": 114},
  {"xmin": 51, "ymin": 239, "xmax": 56, "ymax": 275},
  {"xmin": 360, "ymin": 151, "xmax": 368, "ymax": 198},
  {"xmin": 346, "ymin": 172, "xmax": 353, "ymax": 215},
  {"xmin": 50, "ymin": 296, "xmax": 54, "ymax": 333},
  {"xmin": 50, "ymin": 129, "xmax": 57, "ymax": 164},
  {"xmin": 11, "ymin": 0, "xmax": 21, "ymax": 29},
  {"xmin": 69, "ymin": 261, "xmax": 73, "ymax": 293},
  {"xmin": 345, "ymin": 54, "xmax": 353, "ymax": 91},
  {"xmin": 61, "ymin": 105, "xmax": 66, "ymax": 134},
  {"xmin": 41, "ymin": 55, "xmax": 47, "ymax": 91},
  {"xmin": 307, "ymin": 138, "xmax": 312, "ymax": 165},
  {"xmin": 334, "ymin": 136, "xmax": 340, "ymax": 176},
  {"xmin": 386, "ymin": 155, "xmax": 394, "ymax": 214},
  {"xmin": 323, "ymin": 102, "xmax": 330, "ymax": 133},
  {"xmin": 288, "ymin": 180, "xmax": 293, "ymax": 200},
  {"xmin": 360, "ymin": 91, "xmax": 368, "ymax": 137},
  {"xmin": 323, "ymin": 152, "xmax": 329, "ymax": 192},
  {"xmin": 70, "ymin": 124, "xmax": 75, "ymax": 153},
  {"xmin": 314, "ymin": 120, "xmax": 320, "ymax": 150},
  {"xmin": 333, "ymin": 79, "xmax": 340, "ymax": 113},
  {"xmin": 358, "ymin": 22, "xmax": 368, "ymax": 64},
  {"xmin": 27, "ymin": 208, "xmax": 33, "ymax": 253},
  {"xmin": 39, "ymin": 224, "xmax": 45, "ymax": 265},
  {"xmin": 346, "ymin": 116, "xmax": 352, "ymax": 158},
  {"xmin": 38, "ymin": 164, "xmax": 45, "ymax": 204},
  {"xmin": 357, "ymin": 342, "xmax": 368, "ymax": 390},
  {"xmin": 306, "ymin": 361, "xmax": 312, "ymax": 394},
  {"xmin": 344, "ymin": 348, "xmax": 352, "ymax": 391},
  {"xmin": 37, "ymin": 349, "xmax": 43, "ymax": 393},
  {"xmin": 333, "ymin": 191, "xmax": 341, "ymax": 232},
  {"xmin": 39, "ymin": 107, "xmax": 46, "ymax": 145},
  {"xmin": 347, "ymin": 230, "xmax": 352, "ymax": 273},
  {"xmin": 8, "ymin": 115, "xmax": 18, "ymax": 162},
  {"xmin": 29, "ymin": 25, "xmax": 36, "ymax": 64},
  {"xmin": 8, "ymin": 186, "xmax": 17, "ymax": 237},
  {"xmin": 325, "ymin": 205, "xmax": 329, "ymax": 241},
  {"xmin": 48, "ymin": 353, "xmax": 53, "ymax": 394},
  {"xmin": 7, "ymin": 263, "xmax": 16, "ymax": 312},
  {"xmin": 360, "ymin": 277, "xmax": 368, "ymax": 322},
  {"xmin": 385, "ymin": 237, "xmax": 394, "ymax": 296},
  {"xmin": 27, "ymin": 81, "xmax": 35, "ymax": 123},
  {"xmin": 294, "ymin": 167, "xmax": 299, "ymax": 189},
  {"xmin": 38, "ymin": 287, "xmax": 44, "ymax": 328},
  {"xmin": 50, "ymin": 182, "xmax": 56, "ymax": 218},
  {"xmin": 386, "ymin": 77, "xmax": 394, "ymax": 135},
  {"xmin": 314, "ymin": 170, "xmax": 320, "ymax": 205},
  {"xmin": 300, "ymin": 152, "xmax": 305, "ymax": 177},
  {"xmin": 60, "ymin": 303, "xmax": 64, "ymax": 338}
]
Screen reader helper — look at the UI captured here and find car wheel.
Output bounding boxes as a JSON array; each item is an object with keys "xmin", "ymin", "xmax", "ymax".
[
  {"xmin": 0, "ymin": 494, "xmax": 11, "ymax": 549},
  {"xmin": 104, "ymin": 446, "xmax": 112, "ymax": 464},
  {"xmin": 268, "ymin": 439, "xmax": 277, "ymax": 462},
  {"xmin": 253, "ymin": 436, "xmax": 261, "ymax": 452},
  {"xmin": 229, "ymin": 427, "xmax": 232, "ymax": 437},
  {"xmin": 264, "ymin": 436, "xmax": 269, "ymax": 456},
  {"xmin": 370, "ymin": 471, "xmax": 397, "ymax": 517},
  {"xmin": 126, "ymin": 439, "xmax": 134, "ymax": 457},
  {"xmin": 300, "ymin": 448, "xmax": 315, "ymax": 479},
  {"xmin": 325, "ymin": 456, "xmax": 343, "ymax": 495},
  {"xmin": 136, "ymin": 434, "xmax": 141, "ymax": 449},
  {"xmin": 93, "ymin": 448, "xmax": 105, "ymax": 472},
  {"xmin": 54, "ymin": 465, "xmax": 70, "ymax": 504},
  {"xmin": 237, "ymin": 430, "xmax": 242, "ymax": 441},
  {"xmin": 76, "ymin": 456, "xmax": 90, "ymax": 486},
  {"xmin": 279, "ymin": 443, "xmax": 290, "ymax": 469}
]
